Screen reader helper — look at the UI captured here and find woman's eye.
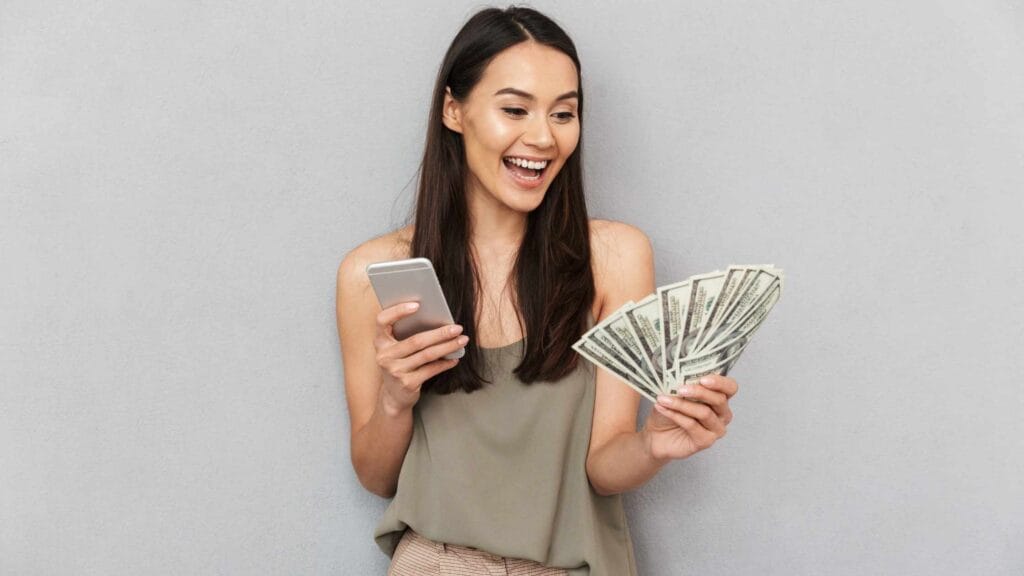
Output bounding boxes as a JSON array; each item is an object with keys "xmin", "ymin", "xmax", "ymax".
[
  {"xmin": 502, "ymin": 107, "xmax": 528, "ymax": 117},
  {"xmin": 554, "ymin": 112, "xmax": 576, "ymax": 122}
]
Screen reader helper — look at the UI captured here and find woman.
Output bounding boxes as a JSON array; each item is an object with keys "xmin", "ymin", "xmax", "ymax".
[{"xmin": 336, "ymin": 6, "xmax": 739, "ymax": 575}]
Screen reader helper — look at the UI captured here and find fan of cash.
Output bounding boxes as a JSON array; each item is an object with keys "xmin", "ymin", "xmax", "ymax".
[{"xmin": 572, "ymin": 265, "xmax": 784, "ymax": 402}]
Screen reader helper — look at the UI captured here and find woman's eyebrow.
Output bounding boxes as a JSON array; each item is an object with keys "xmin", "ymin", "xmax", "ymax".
[{"xmin": 493, "ymin": 87, "xmax": 579, "ymax": 101}]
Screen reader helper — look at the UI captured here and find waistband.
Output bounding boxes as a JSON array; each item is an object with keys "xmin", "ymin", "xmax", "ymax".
[{"xmin": 407, "ymin": 529, "xmax": 506, "ymax": 561}]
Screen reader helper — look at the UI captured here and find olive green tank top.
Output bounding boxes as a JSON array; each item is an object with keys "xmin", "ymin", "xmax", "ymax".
[{"xmin": 373, "ymin": 335, "xmax": 639, "ymax": 576}]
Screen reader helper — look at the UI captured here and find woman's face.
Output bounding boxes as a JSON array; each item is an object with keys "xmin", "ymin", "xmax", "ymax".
[{"xmin": 443, "ymin": 41, "xmax": 581, "ymax": 216}]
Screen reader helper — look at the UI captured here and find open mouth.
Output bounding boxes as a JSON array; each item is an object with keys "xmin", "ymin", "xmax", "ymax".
[{"xmin": 502, "ymin": 156, "xmax": 549, "ymax": 182}]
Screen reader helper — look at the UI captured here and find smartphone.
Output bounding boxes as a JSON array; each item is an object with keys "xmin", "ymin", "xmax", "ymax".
[{"xmin": 366, "ymin": 257, "xmax": 465, "ymax": 360}]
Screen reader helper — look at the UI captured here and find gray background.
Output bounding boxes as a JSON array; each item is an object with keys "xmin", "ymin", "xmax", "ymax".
[{"xmin": 2, "ymin": 1, "xmax": 1022, "ymax": 574}]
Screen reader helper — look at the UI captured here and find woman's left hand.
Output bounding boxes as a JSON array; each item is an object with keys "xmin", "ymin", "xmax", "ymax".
[{"xmin": 643, "ymin": 375, "xmax": 739, "ymax": 462}]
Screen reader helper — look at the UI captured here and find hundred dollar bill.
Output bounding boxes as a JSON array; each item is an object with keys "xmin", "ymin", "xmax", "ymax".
[
  {"xmin": 698, "ymin": 268, "xmax": 782, "ymax": 354},
  {"xmin": 704, "ymin": 278, "xmax": 782, "ymax": 350},
  {"xmin": 675, "ymin": 364, "xmax": 734, "ymax": 393},
  {"xmin": 690, "ymin": 266, "xmax": 750, "ymax": 354},
  {"xmin": 603, "ymin": 307, "xmax": 661, "ymax": 387},
  {"xmin": 668, "ymin": 338, "xmax": 748, "ymax": 393},
  {"xmin": 623, "ymin": 294, "xmax": 666, "ymax": 389},
  {"xmin": 702, "ymin": 281, "xmax": 782, "ymax": 355},
  {"xmin": 677, "ymin": 271, "xmax": 726, "ymax": 371},
  {"xmin": 677, "ymin": 334, "xmax": 751, "ymax": 387},
  {"xmin": 571, "ymin": 265, "xmax": 786, "ymax": 403},
  {"xmin": 579, "ymin": 301, "xmax": 661, "ymax": 391},
  {"xmin": 674, "ymin": 297, "xmax": 777, "ymax": 392},
  {"xmin": 691, "ymin": 265, "xmax": 775, "ymax": 353},
  {"xmin": 573, "ymin": 339, "xmax": 658, "ymax": 402},
  {"xmin": 658, "ymin": 279, "xmax": 691, "ymax": 385}
]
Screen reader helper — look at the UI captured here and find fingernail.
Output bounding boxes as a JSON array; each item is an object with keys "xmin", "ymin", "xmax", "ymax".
[
  {"xmin": 457, "ymin": 335, "xmax": 469, "ymax": 345},
  {"xmin": 656, "ymin": 395, "xmax": 672, "ymax": 406},
  {"xmin": 406, "ymin": 302, "xmax": 419, "ymax": 310},
  {"xmin": 677, "ymin": 385, "xmax": 693, "ymax": 396},
  {"xmin": 699, "ymin": 376, "xmax": 712, "ymax": 385},
  {"xmin": 449, "ymin": 325, "xmax": 463, "ymax": 335}
]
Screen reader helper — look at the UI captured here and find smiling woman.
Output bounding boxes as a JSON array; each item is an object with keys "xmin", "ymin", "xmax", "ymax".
[
  {"xmin": 336, "ymin": 5, "xmax": 739, "ymax": 576},
  {"xmin": 442, "ymin": 49, "xmax": 581, "ymax": 207},
  {"xmin": 410, "ymin": 13, "xmax": 592, "ymax": 393}
]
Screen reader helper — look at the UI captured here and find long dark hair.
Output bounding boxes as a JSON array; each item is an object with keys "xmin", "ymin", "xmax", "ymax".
[{"xmin": 412, "ymin": 6, "xmax": 593, "ymax": 394}]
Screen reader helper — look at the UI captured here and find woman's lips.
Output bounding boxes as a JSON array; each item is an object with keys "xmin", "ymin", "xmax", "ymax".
[{"xmin": 502, "ymin": 159, "xmax": 547, "ymax": 190}]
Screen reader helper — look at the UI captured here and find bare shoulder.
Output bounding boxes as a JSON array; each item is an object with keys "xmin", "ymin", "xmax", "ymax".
[
  {"xmin": 335, "ymin": 226, "xmax": 415, "ymax": 445},
  {"xmin": 588, "ymin": 219, "xmax": 654, "ymax": 318},
  {"xmin": 337, "ymin": 226, "xmax": 414, "ymax": 289},
  {"xmin": 589, "ymin": 218, "xmax": 653, "ymax": 271}
]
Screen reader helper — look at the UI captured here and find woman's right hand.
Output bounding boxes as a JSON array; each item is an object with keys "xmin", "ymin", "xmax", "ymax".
[{"xmin": 373, "ymin": 302, "xmax": 468, "ymax": 415}]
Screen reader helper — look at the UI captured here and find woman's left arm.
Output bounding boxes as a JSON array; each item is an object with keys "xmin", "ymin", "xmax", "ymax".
[{"xmin": 585, "ymin": 221, "xmax": 739, "ymax": 496}]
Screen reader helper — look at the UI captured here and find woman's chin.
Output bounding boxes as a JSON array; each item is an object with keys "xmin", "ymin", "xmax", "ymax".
[{"xmin": 501, "ymin": 189, "xmax": 547, "ymax": 214}]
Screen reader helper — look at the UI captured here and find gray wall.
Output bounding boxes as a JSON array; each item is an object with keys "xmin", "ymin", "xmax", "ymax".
[{"xmin": 2, "ymin": 1, "xmax": 1022, "ymax": 574}]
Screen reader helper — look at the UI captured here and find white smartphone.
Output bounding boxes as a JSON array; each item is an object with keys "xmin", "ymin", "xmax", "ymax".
[{"xmin": 366, "ymin": 257, "xmax": 465, "ymax": 360}]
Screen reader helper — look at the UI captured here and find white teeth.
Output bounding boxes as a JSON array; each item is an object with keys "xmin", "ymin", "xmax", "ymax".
[{"xmin": 504, "ymin": 157, "xmax": 548, "ymax": 170}]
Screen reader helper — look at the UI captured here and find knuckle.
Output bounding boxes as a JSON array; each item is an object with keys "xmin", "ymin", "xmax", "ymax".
[
  {"xmin": 429, "ymin": 345, "xmax": 449, "ymax": 360},
  {"xmin": 432, "ymin": 339, "xmax": 459, "ymax": 358},
  {"xmin": 410, "ymin": 332, "xmax": 432, "ymax": 349},
  {"xmin": 409, "ymin": 350, "xmax": 431, "ymax": 368}
]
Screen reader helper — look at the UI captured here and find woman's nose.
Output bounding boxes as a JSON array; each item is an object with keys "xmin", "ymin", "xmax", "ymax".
[{"xmin": 522, "ymin": 116, "xmax": 555, "ymax": 149}]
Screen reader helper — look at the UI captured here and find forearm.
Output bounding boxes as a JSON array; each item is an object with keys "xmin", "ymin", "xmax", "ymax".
[
  {"xmin": 586, "ymin": 429, "xmax": 669, "ymax": 496},
  {"xmin": 350, "ymin": 391, "xmax": 415, "ymax": 498}
]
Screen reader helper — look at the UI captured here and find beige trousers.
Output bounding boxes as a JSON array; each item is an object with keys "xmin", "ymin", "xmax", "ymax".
[{"xmin": 387, "ymin": 528, "xmax": 569, "ymax": 576}]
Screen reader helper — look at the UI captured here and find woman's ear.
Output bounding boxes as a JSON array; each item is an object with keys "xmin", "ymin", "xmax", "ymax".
[{"xmin": 441, "ymin": 87, "xmax": 463, "ymax": 134}]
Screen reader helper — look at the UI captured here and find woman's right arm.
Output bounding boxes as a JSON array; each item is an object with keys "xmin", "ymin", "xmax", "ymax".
[{"xmin": 336, "ymin": 245, "xmax": 467, "ymax": 498}]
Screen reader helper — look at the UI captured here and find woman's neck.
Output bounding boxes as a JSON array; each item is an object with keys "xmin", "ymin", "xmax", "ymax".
[{"xmin": 465, "ymin": 188, "xmax": 527, "ymax": 256}]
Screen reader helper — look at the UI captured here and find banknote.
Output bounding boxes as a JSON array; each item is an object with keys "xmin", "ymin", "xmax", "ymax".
[
  {"xmin": 603, "ymin": 308, "xmax": 661, "ymax": 388},
  {"xmin": 657, "ymin": 279, "xmax": 691, "ymax": 384},
  {"xmin": 623, "ymin": 294, "xmax": 665, "ymax": 386},
  {"xmin": 702, "ymin": 282, "xmax": 782, "ymax": 354},
  {"xmin": 691, "ymin": 266, "xmax": 764, "ymax": 353},
  {"xmin": 677, "ymin": 271, "xmax": 726, "ymax": 369},
  {"xmin": 698, "ymin": 267, "xmax": 782, "ymax": 353},
  {"xmin": 671, "ymin": 338, "xmax": 748, "ymax": 392},
  {"xmin": 573, "ymin": 339, "xmax": 658, "ymax": 402},
  {"xmin": 574, "ymin": 265, "xmax": 784, "ymax": 397},
  {"xmin": 579, "ymin": 301, "xmax": 661, "ymax": 391}
]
